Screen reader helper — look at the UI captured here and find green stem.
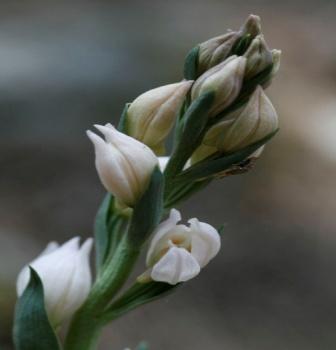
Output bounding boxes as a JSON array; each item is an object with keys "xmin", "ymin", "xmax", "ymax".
[{"xmin": 64, "ymin": 235, "xmax": 140, "ymax": 350}]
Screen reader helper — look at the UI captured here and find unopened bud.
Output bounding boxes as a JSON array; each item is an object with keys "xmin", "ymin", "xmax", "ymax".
[
  {"xmin": 212, "ymin": 86, "xmax": 278, "ymax": 152},
  {"xmin": 126, "ymin": 81, "xmax": 193, "ymax": 154},
  {"xmin": 191, "ymin": 56, "xmax": 246, "ymax": 117},
  {"xmin": 87, "ymin": 124, "xmax": 158, "ymax": 207},
  {"xmin": 240, "ymin": 14, "xmax": 262, "ymax": 38},
  {"xmin": 197, "ymin": 31, "xmax": 240, "ymax": 75},
  {"xmin": 244, "ymin": 35, "xmax": 273, "ymax": 79}
]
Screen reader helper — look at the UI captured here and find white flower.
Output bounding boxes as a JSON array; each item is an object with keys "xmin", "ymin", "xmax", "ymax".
[
  {"xmin": 87, "ymin": 124, "xmax": 158, "ymax": 207},
  {"xmin": 140, "ymin": 209, "xmax": 221, "ymax": 285},
  {"xmin": 16, "ymin": 237, "xmax": 93, "ymax": 327},
  {"xmin": 126, "ymin": 81, "xmax": 193, "ymax": 154}
]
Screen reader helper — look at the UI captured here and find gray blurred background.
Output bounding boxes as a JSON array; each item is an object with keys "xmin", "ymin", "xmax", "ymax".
[{"xmin": 1, "ymin": 0, "xmax": 336, "ymax": 349}]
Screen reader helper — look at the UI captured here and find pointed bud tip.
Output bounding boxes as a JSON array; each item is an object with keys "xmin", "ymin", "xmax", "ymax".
[
  {"xmin": 62, "ymin": 236, "xmax": 81, "ymax": 250},
  {"xmin": 80, "ymin": 238, "xmax": 94, "ymax": 255},
  {"xmin": 86, "ymin": 129, "xmax": 105, "ymax": 147},
  {"xmin": 241, "ymin": 14, "xmax": 262, "ymax": 36}
]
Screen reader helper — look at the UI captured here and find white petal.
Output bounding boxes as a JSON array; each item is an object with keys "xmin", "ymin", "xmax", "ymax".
[
  {"xmin": 49, "ymin": 238, "xmax": 93, "ymax": 324},
  {"xmin": 16, "ymin": 241, "xmax": 60, "ymax": 296},
  {"xmin": 151, "ymin": 247, "xmax": 200, "ymax": 285},
  {"xmin": 188, "ymin": 218, "xmax": 221, "ymax": 267},
  {"xmin": 146, "ymin": 209, "xmax": 182, "ymax": 266}
]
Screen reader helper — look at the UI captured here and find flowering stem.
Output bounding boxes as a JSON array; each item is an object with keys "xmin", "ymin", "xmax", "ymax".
[{"xmin": 64, "ymin": 235, "xmax": 140, "ymax": 350}]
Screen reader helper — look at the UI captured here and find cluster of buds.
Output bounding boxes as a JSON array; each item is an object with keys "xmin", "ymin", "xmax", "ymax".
[{"xmin": 112, "ymin": 14, "xmax": 280, "ymax": 183}]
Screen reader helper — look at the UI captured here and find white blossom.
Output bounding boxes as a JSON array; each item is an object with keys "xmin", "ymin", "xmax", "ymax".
[
  {"xmin": 16, "ymin": 237, "xmax": 93, "ymax": 327},
  {"xmin": 140, "ymin": 209, "xmax": 221, "ymax": 285}
]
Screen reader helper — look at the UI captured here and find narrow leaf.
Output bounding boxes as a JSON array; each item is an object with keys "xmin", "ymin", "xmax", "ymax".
[
  {"xmin": 136, "ymin": 342, "xmax": 149, "ymax": 350},
  {"xmin": 103, "ymin": 282, "xmax": 177, "ymax": 322},
  {"xmin": 176, "ymin": 130, "xmax": 278, "ymax": 182},
  {"xmin": 183, "ymin": 46, "xmax": 200, "ymax": 80},
  {"xmin": 94, "ymin": 193, "xmax": 114, "ymax": 271},
  {"xmin": 117, "ymin": 103, "xmax": 130, "ymax": 133},
  {"xmin": 13, "ymin": 268, "xmax": 60, "ymax": 350},
  {"xmin": 164, "ymin": 91, "xmax": 215, "ymax": 182},
  {"xmin": 128, "ymin": 167, "xmax": 164, "ymax": 246}
]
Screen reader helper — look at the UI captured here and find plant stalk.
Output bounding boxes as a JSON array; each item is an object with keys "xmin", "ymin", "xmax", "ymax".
[{"xmin": 64, "ymin": 235, "xmax": 140, "ymax": 350}]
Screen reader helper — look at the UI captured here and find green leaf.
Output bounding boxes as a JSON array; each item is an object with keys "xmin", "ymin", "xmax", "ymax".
[
  {"xmin": 165, "ymin": 178, "xmax": 211, "ymax": 208},
  {"xmin": 13, "ymin": 268, "xmax": 60, "ymax": 350},
  {"xmin": 230, "ymin": 33, "xmax": 252, "ymax": 56},
  {"xmin": 102, "ymin": 282, "xmax": 177, "ymax": 323},
  {"xmin": 94, "ymin": 193, "xmax": 114, "ymax": 271},
  {"xmin": 175, "ymin": 129, "xmax": 279, "ymax": 182},
  {"xmin": 136, "ymin": 342, "xmax": 149, "ymax": 350},
  {"xmin": 164, "ymin": 91, "xmax": 215, "ymax": 183},
  {"xmin": 117, "ymin": 103, "xmax": 130, "ymax": 133},
  {"xmin": 128, "ymin": 167, "xmax": 164, "ymax": 246},
  {"xmin": 183, "ymin": 45, "xmax": 200, "ymax": 80}
]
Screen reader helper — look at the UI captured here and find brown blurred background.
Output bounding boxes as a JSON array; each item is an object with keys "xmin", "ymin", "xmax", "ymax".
[{"xmin": 1, "ymin": 0, "xmax": 336, "ymax": 349}]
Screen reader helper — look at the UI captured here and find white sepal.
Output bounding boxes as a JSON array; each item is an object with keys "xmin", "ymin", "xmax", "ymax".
[{"xmin": 151, "ymin": 246, "xmax": 201, "ymax": 285}]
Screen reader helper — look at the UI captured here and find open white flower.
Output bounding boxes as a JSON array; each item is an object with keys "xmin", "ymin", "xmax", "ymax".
[
  {"xmin": 16, "ymin": 237, "xmax": 93, "ymax": 327},
  {"xmin": 87, "ymin": 124, "xmax": 158, "ymax": 207},
  {"xmin": 139, "ymin": 209, "xmax": 221, "ymax": 285}
]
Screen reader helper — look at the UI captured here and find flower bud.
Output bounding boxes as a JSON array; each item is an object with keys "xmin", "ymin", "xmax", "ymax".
[
  {"xmin": 197, "ymin": 31, "xmax": 240, "ymax": 75},
  {"xmin": 244, "ymin": 35, "xmax": 273, "ymax": 79},
  {"xmin": 16, "ymin": 237, "xmax": 93, "ymax": 327},
  {"xmin": 138, "ymin": 209, "xmax": 221, "ymax": 285},
  {"xmin": 204, "ymin": 86, "xmax": 278, "ymax": 153},
  {"xmin": 126, "ymin": 81, "xmax": 193, "ymax": 154},
  {"xmin": 240, "ymin": 14, "xmax": 262, "ymax": 38},
  {"xmin": 87, "ymin": 124, "xmax": 158, "ymax": 207},
  {"xmin": 191, "ymin": 56, "xmax": 246, "ymax": 117}
]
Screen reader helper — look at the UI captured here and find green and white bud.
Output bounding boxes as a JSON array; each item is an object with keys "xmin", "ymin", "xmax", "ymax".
[
  {"xmin": 191, "ymin": 86, "xmax": 277, "ymax": 162},
  {"xmin": 240, "ymin": 14, "xmax": 262, "ymax": 38},
  {"xmin": 126, "ymin": 81, "xmax": 193, "ymax": 154},
  {"xmin": 197, "ymin": 31, "xmax": 240, "ymax": 75},
  {"xmin": 244, "ymin": 35, "xmax": 273, "ymax": 79},
  {"xmin": 209, "ymin": 86, "xmax": 278, "ymax": 152},
  {"xmin": 191, "ymin": 56, "xmax": 246, "ymax": 117}
]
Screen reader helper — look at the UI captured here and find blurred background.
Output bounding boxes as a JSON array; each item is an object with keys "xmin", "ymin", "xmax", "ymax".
[{"xmin": 1, "ymin": 0, "xmax": 336, "ymax": 349}]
